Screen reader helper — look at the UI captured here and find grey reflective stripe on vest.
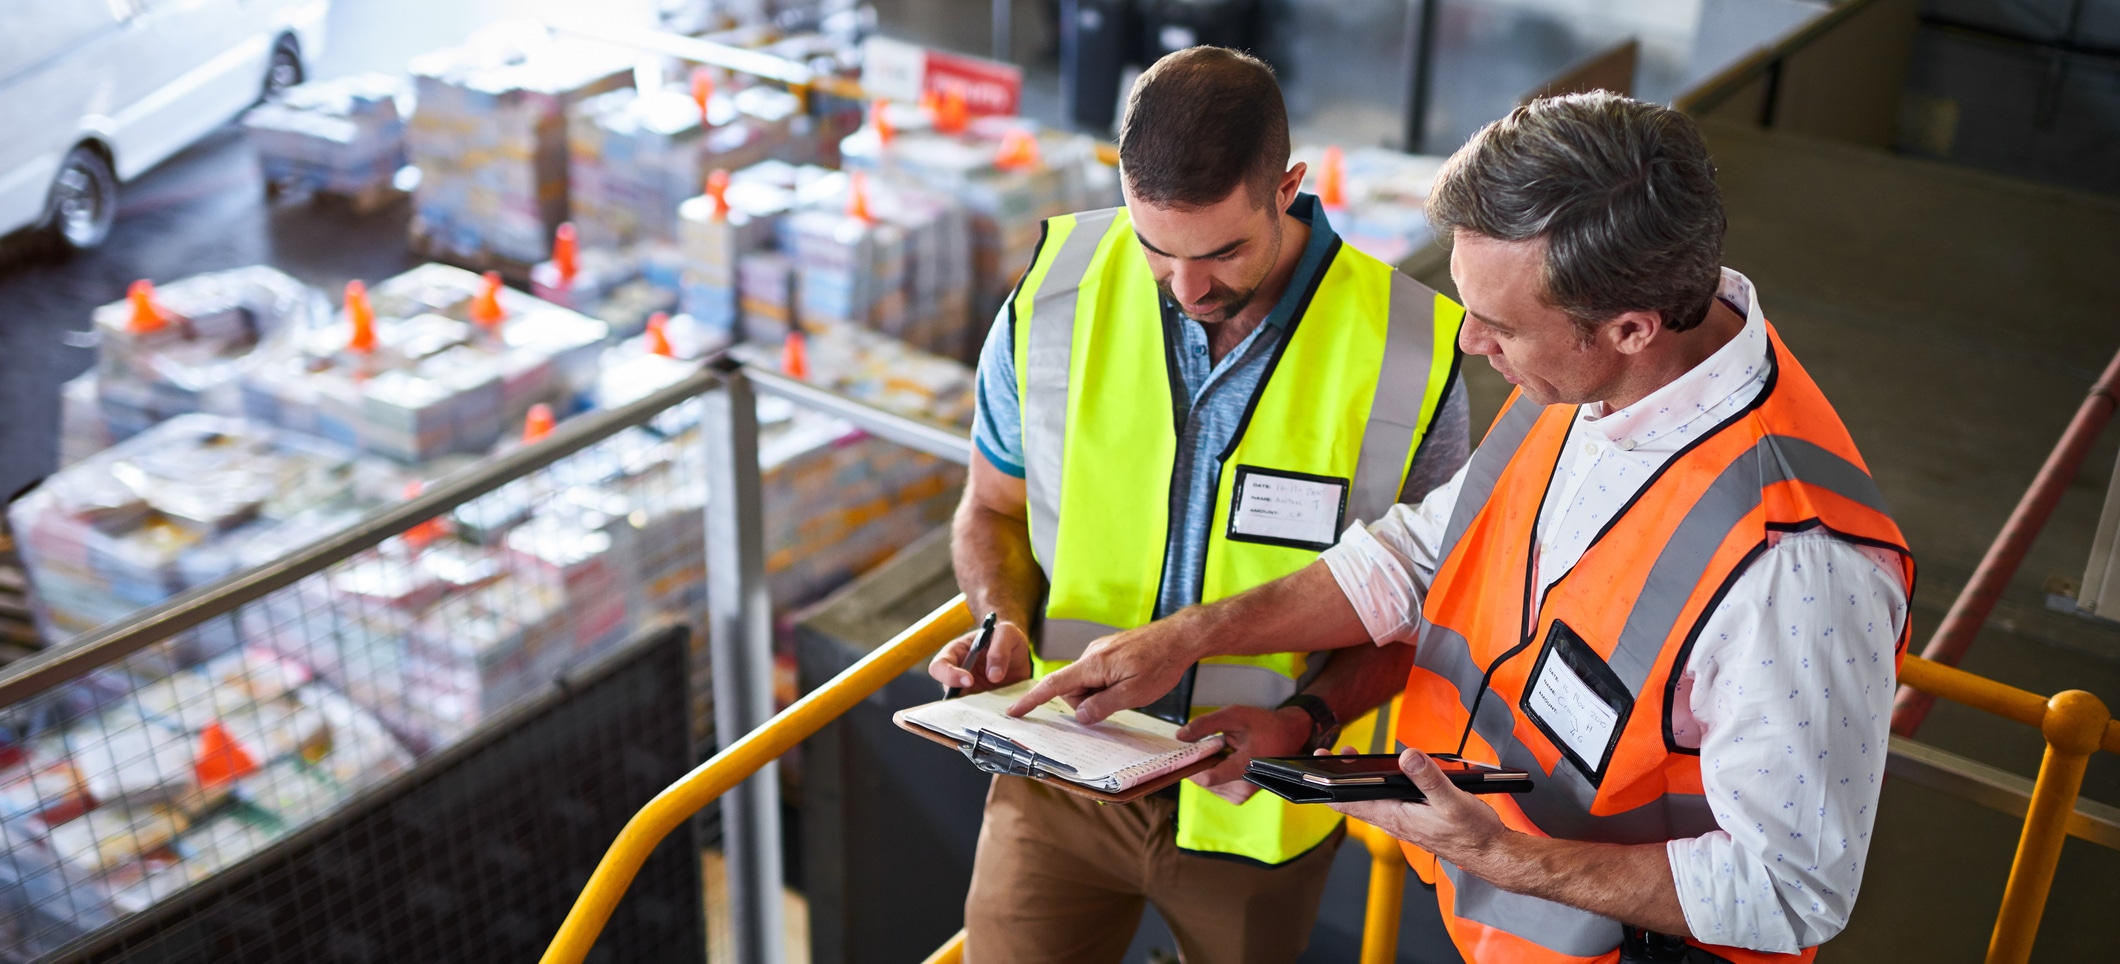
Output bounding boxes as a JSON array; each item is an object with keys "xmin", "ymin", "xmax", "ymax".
[
  {"xmin": 1416, "ymin": 622, "xmax": 1719, "ymax": 840},
  {"xmin": 1023, "ymin": 207, "xmax": 1120, "ymax": 568},
  {"xmin": 1194, "ymin": 663, "xmax": 1299, "ymax": 708},
  {"xmin": 1437, "ymin": 392, "xmax": 1544, "ymax": 563},
  {"xmin": 1042, "ymin": 618, "xmax": 1303, "ymax": 708},
  {"xmin": 1039, "ymin": 617, "xmax": 1117, "ymax": 661},
  {"xmin": 1440, "ymin": 861, "xmax": 1625, "ymax": 956},
  {"xmin": 1607, "ymin": 435, "xmax": 1892, "ymax": 693},
  {"xmin": 1346, "ymin": 273, "xmax": 1441, "ymax": 524}
]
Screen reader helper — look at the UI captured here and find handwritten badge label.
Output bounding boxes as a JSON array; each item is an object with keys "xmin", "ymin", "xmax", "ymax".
[{"xmin": 1228, "ymin": 467, "xmax": 1347, "ymax": 550}]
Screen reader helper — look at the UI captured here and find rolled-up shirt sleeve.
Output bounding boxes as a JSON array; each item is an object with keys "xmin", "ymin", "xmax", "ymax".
[
  {"xmin": 1319, "ymin": 460, "xmax": 1466, "ymax": 645},
  {"xmin": 970, "ymin": 300, "xmax": 1025, "ymax": 477},
  {"xmin": 1666, "ymin": 530, "xmax": 1909, "ymax": 952}
]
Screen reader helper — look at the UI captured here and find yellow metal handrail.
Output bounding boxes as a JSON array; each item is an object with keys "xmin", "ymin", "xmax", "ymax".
[
  {"xmin": 919, "ymin": 930, "xmax": 967, "ymax": 964},
  {"xmin": 1895, "ymin": 655, "xmax": 2116, "ymax": 964},
  {"xmin": 539, "ymin": 605, "xmax": 2114, "ymax": 964},
  {"xmin": 1347, "ymin": 818, "xmax": 1408, "ymax": 964},
  {"xmin": 538, "ymin": 596, "xmax": 974, "ymax": 964}
]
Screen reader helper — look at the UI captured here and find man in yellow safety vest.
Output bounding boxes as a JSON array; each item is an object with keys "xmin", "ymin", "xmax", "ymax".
[{"xmin": 926, "ymin": 46, "xmax": 1469, "ymax": 963}]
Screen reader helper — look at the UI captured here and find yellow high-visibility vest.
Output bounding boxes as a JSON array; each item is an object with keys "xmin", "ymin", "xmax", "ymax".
[{"xmin": 1013, "ymin": 205, "xmax": 1464, "ymax": 865}]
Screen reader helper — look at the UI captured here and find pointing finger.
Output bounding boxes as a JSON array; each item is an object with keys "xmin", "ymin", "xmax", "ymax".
[{"xmin": 1006, "ymin": 671, "xmax": 1072, "ymax": 717}]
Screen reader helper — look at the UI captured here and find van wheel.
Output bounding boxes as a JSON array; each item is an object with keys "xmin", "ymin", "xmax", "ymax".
[
  {"xmin": 46, "ymin": 146, "xmax": 116, "ymax": 251},
  {"xmin": 264, "ymin": 35, "xmax": 303, "ymax": 99}
]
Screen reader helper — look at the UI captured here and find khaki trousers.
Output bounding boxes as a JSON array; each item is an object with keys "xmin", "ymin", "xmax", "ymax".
[{"xmin": 964, "ymin": 775, "xmax": 1342, "ymax": 964}]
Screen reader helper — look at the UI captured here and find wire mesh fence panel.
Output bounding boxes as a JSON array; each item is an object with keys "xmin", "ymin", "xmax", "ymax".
[
  {"xmin": 0, "ymin": 363, "xmax": 968, "ymax": 960},
  {"xmin": 0, "ymin": 401, "xmax": 718, "ymax": 961},
  {"xmin": 66, "ymin": 625, "xmax": 702, "ymax": 964}
]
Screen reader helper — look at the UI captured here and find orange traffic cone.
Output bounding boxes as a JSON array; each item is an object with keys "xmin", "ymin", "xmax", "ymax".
[
  {"xmin": 470, "ymin": 270, "xmax": 507, "ymax": 328},
  {"xmin": 345, "ymin": 280, "xmax": 376, "ymax": 354},
  {"xmin": 781, "ymin": 330, "xmax": 810, "ymax": 380},
  {"xmin": 1319, "ymin": 145, "xmax": 1347, "ymax": 210},
  {"xmin": 706, "ymin": 168, "xmax": 732, "ymax": 221},
  {"xmin": 645, "ymin": 311, "xmax": 673, "ymax": 357},
  {"xmin": 552, "ymin": 222, "xmax": 579, "ymax": 286},
  {"xmin": 126, "ymin": 279, "xmax": 169, "ymax": 334},
  {"xmin": 871, "ymin": 98, "xmax": 895, "ymax": 147},
  {"xmin": 847, "ymin": 171, "xmax": 875, "ymax": 224},
  {"xmin": 194, "ymin": 721, "xmax": 260, "ymax": 787},
  {"xmin": 402, "ymin": 480, "xmax": 445, "ymax": 550},
  {"xmin": 935, "ymin": 86, "xmax": 969, "ymax": 135},
  {"xmin": 523, "ymin": 403, "xmax": 556, "ymax": 443},
  {"xmin": 995, "ymin": 128, "xmax": 1041, "ymax": 171},
  {"xmin": 691, "ymin": 68, "xmax": 715, "ymax": 123}
]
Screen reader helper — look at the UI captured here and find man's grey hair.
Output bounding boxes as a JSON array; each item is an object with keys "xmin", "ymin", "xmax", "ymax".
[{"xmin": 1427, "ymin": 91, "xmax": 1726, "ymax": 334}]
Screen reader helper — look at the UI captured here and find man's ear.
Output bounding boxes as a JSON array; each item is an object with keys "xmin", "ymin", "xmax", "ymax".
[
  {"xmin": 1278, "ymin": 162, "xmax": 1307, "ymax": 210},
  {"xmin": 1605, "ymin": 309, "xmax": 1666, "ymax": 355}
]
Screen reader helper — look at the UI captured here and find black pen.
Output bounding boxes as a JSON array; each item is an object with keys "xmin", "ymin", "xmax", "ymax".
[{"xmin": 944, "ymin": 611, "xmax": 999, "ymax": 698}]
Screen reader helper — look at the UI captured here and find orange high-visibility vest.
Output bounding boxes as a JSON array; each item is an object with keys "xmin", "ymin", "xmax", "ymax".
[{"xmin": 1397, "ymin": 321, "xmax": 1914, "ymax": 964}]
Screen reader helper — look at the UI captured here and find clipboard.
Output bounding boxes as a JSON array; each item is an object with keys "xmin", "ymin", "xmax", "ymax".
[{"xmin": 893, "ymin": 712, "xmax": 1228, "ymax": 804}]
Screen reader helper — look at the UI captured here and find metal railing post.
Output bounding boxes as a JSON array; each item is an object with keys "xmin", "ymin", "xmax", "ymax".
[
  {"xmin": 1349, "ymin": 820, "xmax": 1406, "ymax": 964},
  {"xmin": 992, "ymin": 0, "xmax": 1012, "ymax": 62},
  {"xmin": 1894, "ymin": 346, "xmax": 2120, "ymax": 737},
  {"xmin": 1987, "ymin": 689, "xmax": 2111, "ymax": 964},
  {"xmin": 703, "ymin": 363, "xmax": 786, "ymax": 964}
]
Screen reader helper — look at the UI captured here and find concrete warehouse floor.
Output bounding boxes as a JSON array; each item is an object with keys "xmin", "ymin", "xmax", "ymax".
[{"xmin": 2, "ymin": 1, "xmax": 2117, "ymax": 962}]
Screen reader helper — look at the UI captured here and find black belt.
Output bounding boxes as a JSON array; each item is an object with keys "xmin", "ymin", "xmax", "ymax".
[{"xmin": 1619, "ymin": 928, "xmax": 1736, "ymax": 964}]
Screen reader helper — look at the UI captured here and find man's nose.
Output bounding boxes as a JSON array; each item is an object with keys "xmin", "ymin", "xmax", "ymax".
[
  {"xmin": 1168, "ymin": 261, "xmax": 1213, "ymax": 306},
  {"xmin": 1459, "ymin": 315, "xmax": 1500, "ymax": 356}
]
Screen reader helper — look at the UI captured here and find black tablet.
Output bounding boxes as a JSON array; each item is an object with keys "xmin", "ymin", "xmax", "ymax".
[{"xmin": 1245, "ymin": 753, "xmax": 1532, "ymax": 803}]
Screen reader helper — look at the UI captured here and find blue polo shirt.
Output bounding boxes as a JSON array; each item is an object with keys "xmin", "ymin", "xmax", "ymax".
[{"xmin": 972, "ymin": 194, "xmax": 1467, "ymax": 619}]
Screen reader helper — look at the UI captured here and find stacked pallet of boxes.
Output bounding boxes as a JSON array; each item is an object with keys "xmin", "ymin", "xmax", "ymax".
[
  {"xmin": 244, "ymin": 73, "xmax": 411, "ymax": 206},
  {"xmin": 737, "ymin": 322, "xmax": 974, "ymax": 604},
  {"xmin": 237, "ymin": 264, "xmax": 607, "ymax": 466},
  {"xmin": 404, "ymin": 29, "xmax": 634, "ymax": 265},
  {"xmin": 673, "ymin": 164, "xmax": 788, "ymax": 348},
  {"xmin": 567, "ymin": 79, "xmax": 802, "ymax": 251},
  {"xmin": 667, "ymin": 160, "xmax": 977, "ymax": 360},
  {"xmin": 0, "ymin": 646, "xmax": 415, "ymax": 958},
  {"xmin": 584, "ymin": 316, "xmax": 973, "ymax": 730},
  {"xmin": 61, "ymin": 268, "xmax": 322, "ymax": 464},
  {"xmin": 9, "ymin": 416, "xmax": 403, "ymax": 648},
  {"xmin": 840, "ymin": 114, "xmax": 1121, "ymax": 357}
]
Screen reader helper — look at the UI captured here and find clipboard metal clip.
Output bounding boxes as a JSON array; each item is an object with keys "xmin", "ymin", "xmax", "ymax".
[{"xmin": 962, "ymin": 729, "xmax": 1080, "ymax": 780}]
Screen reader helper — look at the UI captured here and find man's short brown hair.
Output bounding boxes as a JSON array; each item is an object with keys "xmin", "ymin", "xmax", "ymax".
[{"xmin": 1119, "ymin": 47, "xmax": 1289, "ymax": 210}]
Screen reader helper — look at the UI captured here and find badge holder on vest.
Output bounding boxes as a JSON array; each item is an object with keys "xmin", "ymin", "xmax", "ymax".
[{"xmin": 1458, "ymin": 621, "xmax": 1725, "ymax": 964}]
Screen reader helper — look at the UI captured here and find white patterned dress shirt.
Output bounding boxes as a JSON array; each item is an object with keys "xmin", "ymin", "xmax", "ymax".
[{"xmin": 1320, "ymin": 269, "xmax": 1908, "ymax": 952}]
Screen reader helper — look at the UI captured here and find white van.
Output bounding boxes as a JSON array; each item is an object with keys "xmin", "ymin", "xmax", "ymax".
[{"xmin": 0, "ymin": 0, "xmax": 331, "ymax": 250}]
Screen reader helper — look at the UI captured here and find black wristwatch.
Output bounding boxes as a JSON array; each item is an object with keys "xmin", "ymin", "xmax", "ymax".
[{"xmin": 1276, "ymin": 693, "xmax": 1341, "ymax": 754}]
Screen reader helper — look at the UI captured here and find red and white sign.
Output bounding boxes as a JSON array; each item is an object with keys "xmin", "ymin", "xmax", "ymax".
[{"xmin": 861, "ymin": 37, "xmax": 1023, "ymax": 117}]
